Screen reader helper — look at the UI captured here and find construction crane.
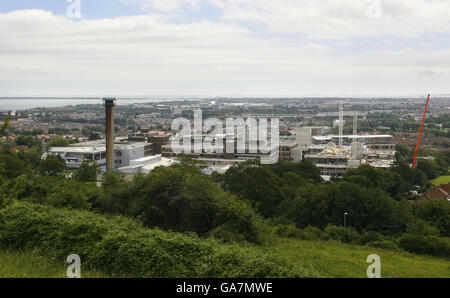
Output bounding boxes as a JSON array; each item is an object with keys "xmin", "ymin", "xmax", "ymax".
[
  {"xmin": 351, "ymin": 112, "xmax": 358, "ymax": 158},
  {"xmin": 411, "ymin": 94, "xmax": 431, "ymax": 168},
  {"xmin": 339, "ymin": 102, "xmax": 344, "ymax": 147}
]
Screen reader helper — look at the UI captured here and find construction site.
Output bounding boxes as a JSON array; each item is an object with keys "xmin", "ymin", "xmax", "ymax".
[{"xmin": 297, "ymin": 102, "xmax": 396, "ymax": 179}]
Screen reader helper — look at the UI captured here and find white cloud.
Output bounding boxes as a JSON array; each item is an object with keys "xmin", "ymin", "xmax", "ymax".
[
  {"xmin": 120, "ymin": 0, "xmax": 203, "ymax": 13},
  {"xmin": 0, "ymin": 8, "xmax": 449, "ymax": 96},
  {"xmin": 122, "ymin": 0, "xmax": 450, "ymax": 39},
  {"xmin": 218, "ymin": 0, "xmax": 450, "ymax": 39}
]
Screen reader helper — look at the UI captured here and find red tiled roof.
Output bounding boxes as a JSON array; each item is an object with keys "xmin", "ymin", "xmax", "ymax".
[
  {"xmin": 439, "ymin": 184, "xmax": 450, "ymax": 194},
  {"xmin": 421, "ymin": 184, "xmax": 450, "ymax": 201}
]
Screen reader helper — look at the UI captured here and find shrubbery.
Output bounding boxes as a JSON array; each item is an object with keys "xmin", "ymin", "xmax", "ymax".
[
  {"xmin": 411, "ymin": 199, "xmax": 450, "ymax": 237},
  {"xmin": 323, "ymin": 225, "xmax": 360, "ymax": 244},
  {"xmin": 273, "ymin": 222, "xmax": 450, "ymax": 257},
  {"xmin": 278, "ymin": 181, "xmax": 410, "ymax": 234},
  {"xmin": 366, "ymin": 240, "xmax": 399, "ymax": 251},
  {"xmin": 19, "ymin": 176, "xmax": 99, "ymax": 210},
  {"xmin": 398, "ymin": 234, "xmax": 450, "ymax": 258},
  {"xmin": 273, "ymin": 224, "xmax": 324, "ymax": 241},
  {"xmin": 1, "ymin": 146, "xmax": 449, "ymax": 261},
  {"xmin": 358, "ymin": 230, "xmax": 384, "ymax": 245},
  {"xmin": 0, "ymin": 201, "xmax": 309, "ymax": 277},
  {"xmin": 96, "ymin": 167, "xmax": 271, "ymax": 245}
]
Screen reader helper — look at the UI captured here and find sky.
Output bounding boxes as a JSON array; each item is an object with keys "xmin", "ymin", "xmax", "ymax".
[{"xmin": 0, "ymin": 0, "xmax": 450, "ymax": 97}]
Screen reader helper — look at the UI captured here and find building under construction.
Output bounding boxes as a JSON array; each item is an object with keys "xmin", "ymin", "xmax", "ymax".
[{"xmin": 299, "ymin": 103, "xmax": 396, "ymax": 179}]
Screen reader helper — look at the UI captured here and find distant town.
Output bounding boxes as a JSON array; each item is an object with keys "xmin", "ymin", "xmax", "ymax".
[{"xmin": 1, "ymin": 96, "xmax": 449, "ymax": 200}]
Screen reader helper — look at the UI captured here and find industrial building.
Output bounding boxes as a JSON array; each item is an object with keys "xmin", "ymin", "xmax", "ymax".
[
  {"xmin": 128, "ymin": 129, "xmax": 171, "ymax": 154},
  {"xmin": 161, "ymin": 131, "xmax": 280, "ymax": 165},
  {"xmin": 279, "ymin": 139, "xmax": 302, "ymax": 162},
  {"xmin": 48, "ymin": 146, "xmax": 107, "ymax": 169},
  {"xmin": 48, "ymin": 137, "xmax": 154, "ymax": 170},
  {"xmin": 116, "ymin": 154, "xmax": 177, "ymax": 175}
]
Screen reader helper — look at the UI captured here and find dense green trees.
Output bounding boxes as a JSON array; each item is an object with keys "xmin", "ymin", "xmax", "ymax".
[
  {"xmin": 411, "ymin": 199, "xmax": 450, "ymax": 237},
  {"xmin": 0, "ymin": 201, "xmax": 306, "ymax": 278},
  {"xmin": 75, "ymin": 160, "xmax": 98, "ymax": 182},
  {"xmin": 222, "ymin": 160, "xmax": 285, "ymax": 218},
  {"xmin": 0, "ymin": 152, "xmax": 27, "ymax": 179},
  {"xmin": 344, "ymin": 164, "xmax": 407, "ymax": 200},
  {"xmin": 0, "ymin": 175, "xmax": 27, "ymax": 209},
  {"xmin": 277, "ymin": 182, "xmax": 409, "ymax": 234},
  {"xmin": 96, "ymin": 166, "xmax": 270, "ymax": 244},
  {"xmin": 0, "ymin": 115, "xmax": 10, "ymax": 137},
  {"xmin": 38, "ymin": 155, "xmax": 67, "ymax": 177},
  {"xmin": 46, "ymin": 136, "xmax": 70, "ymax": 148},
  {"xmin": 0, "ymin": 133, "xmax": 448, "ymax": 256},
  {"xmin": 15, "ymin": 135, "xmax": 34, "ymax": 147},
  {"xmin": 220, "ymin": 160, "xmax": 322, "ymax": 218},
  {"xmin": 269, "ymin": 159, "xmax": 322, "ymax": 183}
]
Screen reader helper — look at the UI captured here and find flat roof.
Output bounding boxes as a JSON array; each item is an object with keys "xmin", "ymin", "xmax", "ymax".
[
  {"xmin": 70, "ymin": 137, "xmax": 148, "ymax": 149},
  {"xmin": 50, "ymin": 146, "xmax": 105, "ymax": 154},
  {"xmin": 313, "ymin": 135, "xmax": 393, "ymax": 139}
]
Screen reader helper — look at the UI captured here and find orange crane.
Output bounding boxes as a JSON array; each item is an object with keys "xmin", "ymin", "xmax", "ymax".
[{"xmin": 411, "ymin": 94, "xmax": 431, "ymax": 168}]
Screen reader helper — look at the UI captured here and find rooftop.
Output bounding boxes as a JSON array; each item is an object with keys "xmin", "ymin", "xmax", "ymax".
[{"xmin": 50, "ymin": 146, "xmax": 105, "ymax": 154}]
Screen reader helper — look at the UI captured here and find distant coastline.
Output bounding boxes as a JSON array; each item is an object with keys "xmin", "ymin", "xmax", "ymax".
[{"xmin": 0, "ymin": 97, "xmax": 198, "ymax": 111}]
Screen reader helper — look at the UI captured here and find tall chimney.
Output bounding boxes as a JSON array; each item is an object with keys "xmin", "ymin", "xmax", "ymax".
[{"xmin": 104, "ymin": 98, "xmax": 116, "ymax": 172}]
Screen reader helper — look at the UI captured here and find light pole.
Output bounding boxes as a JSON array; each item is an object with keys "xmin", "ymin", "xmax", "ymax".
[{"xmin": 344, "ymin": 212, "xmax": 348, "ymax": 228}]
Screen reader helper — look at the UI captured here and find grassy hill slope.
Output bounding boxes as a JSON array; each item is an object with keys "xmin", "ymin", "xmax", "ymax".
[
  {"xmin": 1, "ymin": 239, "xmax": 449, "ymax": 278},
  {"xmin": 0, "ymin": 250, "xmax": 106, "ymax": 278},
  {"xmin": 431, "ymin": 175, "xmax": 450, "ymax": 186},
  {"xmin": 272, "ymin": 238, "xmax": 450, "ymax": 278}
]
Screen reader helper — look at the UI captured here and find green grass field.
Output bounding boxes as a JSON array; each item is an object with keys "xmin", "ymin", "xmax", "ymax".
[
  {"xmin": 272, "ymin": 238, "xmax": 450, "ymax": 278},
  {"xmin": 2, "ymin": 239, "xmax": 449, "ymax": 278},
  {"xmin": 0, "ymin": 250, "xmax": 107, "ymax": 278},
  {"xmin": 431, "ymin": 175, "xmax": 450, "ymax": 186}
]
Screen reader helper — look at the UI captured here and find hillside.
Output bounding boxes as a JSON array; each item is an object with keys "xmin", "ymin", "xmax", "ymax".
[
  {"xmin": 1, "ymin": 240, "xmax": 449, "ymax": 278},
  {"xmin": 431, "ymin": 175, "xmax": 450, "ymax": 186},
  {"xmin": 0, "ymin": 250, "xmax": 106, "ymax": 278},
  {"xmin": 272, "ymin": 238, "xmax": 450, "ymax": 278}
]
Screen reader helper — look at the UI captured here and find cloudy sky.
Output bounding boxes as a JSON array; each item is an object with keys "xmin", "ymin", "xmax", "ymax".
[{"xmin": 1, "ymin": 0, "xmax": 449, "ymax": 97}]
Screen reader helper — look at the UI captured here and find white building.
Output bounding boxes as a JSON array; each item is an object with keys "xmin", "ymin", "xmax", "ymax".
[
  {"xmin": 49, "ymin": 146, "xmax": 106, "ymax": 169},
  {"xmin": 117, "ymin": 154, "xmax": 177, "ymax": 174},
  {"xmin": 48, "ymin": 137, "xmax": 153, "ymax": 170}
]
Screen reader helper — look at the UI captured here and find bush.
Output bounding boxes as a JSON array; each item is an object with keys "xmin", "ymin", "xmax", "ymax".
[
  {"xmin": 406, "ymin": 219, "xmax": 441, "ymax": 237},
  {"xmin": 21, "ymin": 177, "xmax": 98, "ymax": 210},
  {"xmin": 323, "ymin": 225, "xmax": 360, "ymax": 244},
  {"xmin": 366, "ymin": 240, "xmax": 399, "ymax": 251},
  {"xmin": 209, "ymin": 224, "xmax": 248, "ymax": 243},
  {"xmin": 45, "ymin": 180, "xmax": 92, "ymax": 210},
  {"xmin": 398, "ymin": 234, "xmax": 450, "ymax": 258},
  {"xmin": 0, "ymin": 201, "xmax": 307, "ymax": 277},
  {"xmin": 98, "ymin": 167, "xmax": 271, "ymax": 245},
  {"xmin": 38, "ymin": 155, "xmax": 67, "ymax": 177},
  {"xmin": 299, "ymin": 226, "xmax": 324, "ymax": 241},
  {"xmin": 273, "ymin": 225, "xmax": 324, "ymax": 241},
  {"xmin": 359, "ymin": 230, "xmax": 384, "ymax": 245},
  {"xmin": 197, "ymin": 244, "xmax": 318, "ymax": 278},
  {"xmin": 273, "ymin": 224, "xmax": 303, "ymax": 238},
  {"xmin": 411, "ymin": 199, "xmax": 450, "ymax": 237},
  {"xmin": 278, "ymin": 182, "xmax": 410, "ymax": 234}
]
